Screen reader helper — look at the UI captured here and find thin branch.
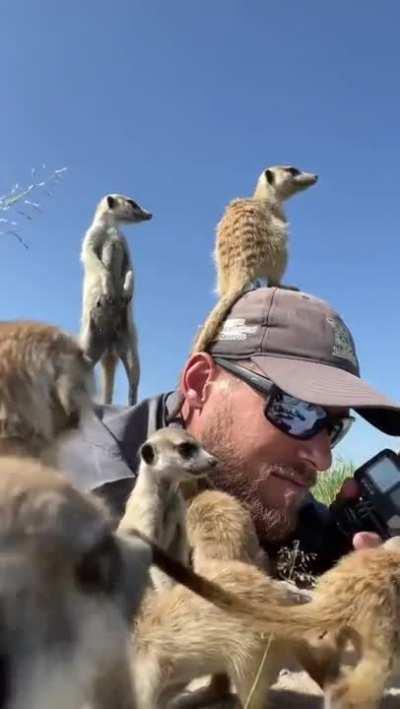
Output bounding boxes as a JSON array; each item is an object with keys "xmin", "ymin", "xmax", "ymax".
[{"xmin": 0, "ymin": 166, "xmax": 68, "ymax": 248}]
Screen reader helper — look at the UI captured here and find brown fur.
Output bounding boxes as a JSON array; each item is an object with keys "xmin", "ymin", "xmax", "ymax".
[
  {"xmin": 133, "ymin": 558, "xmax": 337, "ymax": 708},
  {"xmin": 161, "ymin": 538, "xmax": 400, "ymax": 709},
  {"xmin": 80, "ymin": 193, "xmax": 152, "ymax": 406},
  {"xmin": 133, "ymin": 491, "xmax": 332, "ymax": 708},
  {"xmin": 118, "ymin": 428, "xmax": 217, "ymax": 592},
  {"xmin": 0, "ymin": 320, "xmax": 93, "ymax": 461},
  {"xmin": 0, "ymin": 455, "xmax": 147, "ymax": 709},
  {"xmin": 187, "ymin": 489, "xmax": 270, "ymax": 573},
  {"xmin": 193, "ymin": 165, "xmax": 317, "ymax": 352},
  {"xmin": 247, "ymin": 538, "xmax": 400, "ymax": 708}
]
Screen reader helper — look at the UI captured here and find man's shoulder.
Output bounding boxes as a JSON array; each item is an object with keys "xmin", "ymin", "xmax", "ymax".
[{"xmin": 55, "ymin": 392, "xmax": 171, "ymax": 495}]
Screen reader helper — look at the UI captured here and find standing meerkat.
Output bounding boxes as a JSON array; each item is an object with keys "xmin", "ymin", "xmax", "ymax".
[
  {"xmin": 0, "ymin": 320, "xmax": 93, "ymax": 461},
  {"xmin": 193, "ymin": 165, "xmax": 318, "ymax": 352},
  {"xmin": 118, "ymin": 427, "xmax": 217, "ymax": 591},
  {"xmin": 80, "ymin": 193, "xmax": 152, "ymax": 406}
]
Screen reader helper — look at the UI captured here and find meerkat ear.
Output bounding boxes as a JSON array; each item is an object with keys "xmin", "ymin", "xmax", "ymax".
[
  {"xmin": 265, "ymin": 169, "xmax": 274, "ymax": 185},
  {"xmin": 140, "ymin": 442, "xmax": 156, "ymax": 465},
  {"xmin": 107, "ymin": 195, "xmax": 116, "ymax": 209}
]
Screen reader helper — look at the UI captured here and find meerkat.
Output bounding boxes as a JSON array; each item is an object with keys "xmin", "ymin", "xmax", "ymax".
[
  {"xmin": 132, "ymin": 555, "xmax": 340, "ymax": 709},
  {"xmin": 131, "ymin": 490, "xmax": 321, "ymax": 709},
  {"xmin": 187, "ymin": 489, "xmax": 271, "ymax": 574},
  {"xmin": 0, "ymin": 320, "xmax": 93, "ymax": 461},
  {"xmin": 118, "ymin": 427, "xmax": 217, "ymax": 591},
  {"xmin": 152, "ymin": 536, "xmax": 400, "ymax": 709},
  {"xmin": 231, "ymin": 535, "xmax": 400, "ymax": 709},
  {"xmin": 80, "ymin": 193, "xmax": 152, "ymax": 406},
  {"xmin": 192, "ymin": 165, "xmax": 318, "ymax": 352},
  {"xmin": 171, "ymin": 489, "xmax": 280, "ymax": 707},
  {"xmin": 0, "ymin": 455, "xmax": 153, "ymax": 709}
]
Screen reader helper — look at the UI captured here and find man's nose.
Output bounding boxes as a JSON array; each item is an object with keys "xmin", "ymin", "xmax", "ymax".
[{"xmin": 297, "ymin": 429, "xmax": 332, "ymax": 473}]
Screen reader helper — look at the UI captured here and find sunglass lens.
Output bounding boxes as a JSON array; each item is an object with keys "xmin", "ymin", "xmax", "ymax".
[
  {"xmin": 268, "ymin": 391, "xmax": 327, "ymax": 438},
  {"xmin": 328, "ymin": 417, "xmax": 354, "ymax": 448}
]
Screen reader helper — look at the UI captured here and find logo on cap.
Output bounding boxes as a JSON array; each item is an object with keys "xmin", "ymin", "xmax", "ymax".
[
  {"xmin": 217, "ymin": 318, "xmax": 258, "ymax": 341},
  {"xmin": 327, "ymin": 316, "xmax": 358, "ymax": 369}
]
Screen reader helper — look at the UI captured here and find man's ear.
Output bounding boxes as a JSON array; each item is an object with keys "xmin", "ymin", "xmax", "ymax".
[{"xmin": 181, "ymin": 353, "xmax": 217, "ymax": 410}]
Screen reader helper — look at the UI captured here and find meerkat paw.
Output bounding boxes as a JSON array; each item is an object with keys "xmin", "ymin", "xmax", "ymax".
[
  {"xmin": 120, "ymin": 293, "xmax": 132, "ymax": 306},
  {"xmin": 96, "ymin": 293, "xmax": 116, "ymax": 307}
]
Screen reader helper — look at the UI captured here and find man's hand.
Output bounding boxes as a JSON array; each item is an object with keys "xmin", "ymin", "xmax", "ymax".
[{"xmin": 336, "ymin": 477, "xmax": 383, "ymax": 550}]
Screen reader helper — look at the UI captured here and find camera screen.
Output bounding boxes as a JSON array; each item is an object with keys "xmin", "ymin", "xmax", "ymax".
[
  {"xmin": 389, "ymin": 485, "xmax": 400, "ymax": 508},
  {"xmin": 368, "ymin": 457, "xmax": 400, "ymax": 493}
]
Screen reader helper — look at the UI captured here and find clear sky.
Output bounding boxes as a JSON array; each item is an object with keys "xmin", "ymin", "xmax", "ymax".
[{"xmin": 1, "ymin": 0, "xmax": 399, "ymax": 466}]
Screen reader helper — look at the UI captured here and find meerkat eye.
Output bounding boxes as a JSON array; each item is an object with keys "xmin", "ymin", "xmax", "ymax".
[
  {"xmin": 141, "ymin": 443, "xmax": 155, "ymax": 465},
  {"xmin": 287, "ymin": 167, "xmax": 300, "ymax": 177},
  {"xmin": 128, "ymin": 199, "xmax": 139, "ymax": 210},
  {"xmin": 177, "ymin": 442, "xmax": 198, "ymax": 460},
  {"xmin": 265, "ymin": 169, "xmax": 274, "ymax": 185}
]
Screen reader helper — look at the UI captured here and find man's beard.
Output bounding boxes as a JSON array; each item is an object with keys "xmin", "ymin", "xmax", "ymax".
[{"xmin": 200, "ymin": 412, "xmax": 315, "ymax": 545}]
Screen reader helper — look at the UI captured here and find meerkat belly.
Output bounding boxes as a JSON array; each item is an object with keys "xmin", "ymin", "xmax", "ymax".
[
  {"xmin": 100, "ymin": 238, "xmax": 126, "ymax": 294},
  {"xmin": 218, "ymin": 202, "xmax": 287, "ymax": 282}
]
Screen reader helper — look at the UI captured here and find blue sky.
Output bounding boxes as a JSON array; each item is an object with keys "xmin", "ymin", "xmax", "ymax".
[{"xmin": 0, "ymin": 0, "xmax": 399, "ymax": 466}]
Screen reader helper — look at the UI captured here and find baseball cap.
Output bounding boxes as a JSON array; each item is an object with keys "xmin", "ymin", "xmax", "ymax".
[{"xmin": 207, "ymin": 287, "xmax": 400, "ymax": 436}]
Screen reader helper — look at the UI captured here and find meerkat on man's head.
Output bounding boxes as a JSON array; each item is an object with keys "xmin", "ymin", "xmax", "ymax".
[
  {"xmin": 118, "ymin": 427, "xmax": 217, "ymax": 591},
  {"xmin": 192, "ymin": 165, "xmax": 318, "ymax": 352},
  {"xmin": 80, "ymin": 193, "xmax": 152, "ymax": 407},
  {"xmin": 0, "ymin": 320, "xmax": 93, "ymax": 462}
]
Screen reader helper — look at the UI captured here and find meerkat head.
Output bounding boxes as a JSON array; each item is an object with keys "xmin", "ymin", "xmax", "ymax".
[
  {"xmin": 97, "ymin": 193, "xmax": 152, "ymax": 224},
  {"xmin": 254, "ymin": 165, "xmax": 318, "ymax": 201},
  {"xmin": 0, "ymin": 321, "xmax": 94, "ymax": 460},
  {"xmin": 0, "ymin": 457, "xmax": 151, "ymax": 708},
  {"xmin": 139, "ymin": 427, "xmax": 217, "ymax": 484}
]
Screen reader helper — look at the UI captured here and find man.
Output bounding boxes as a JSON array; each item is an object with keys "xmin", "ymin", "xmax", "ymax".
[{"xmin": 58, "ymin": 287, "xmax": 400, "ymax": 574}]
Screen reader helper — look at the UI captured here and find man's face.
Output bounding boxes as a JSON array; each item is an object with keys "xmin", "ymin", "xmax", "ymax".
[{"xmin": 187, "ymin": 366, "xmax": 334, "ymax": 544}]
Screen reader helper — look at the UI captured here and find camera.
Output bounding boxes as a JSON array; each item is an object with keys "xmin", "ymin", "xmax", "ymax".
[{"xmin": 330, "ymin": 449, "xmax": 400, "ymax": 541}]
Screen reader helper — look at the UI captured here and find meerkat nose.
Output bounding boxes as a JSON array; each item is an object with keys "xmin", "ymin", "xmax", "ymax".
[{"xmin": 142, "ymin": 211, "xmax": 152, "ymax": 220}]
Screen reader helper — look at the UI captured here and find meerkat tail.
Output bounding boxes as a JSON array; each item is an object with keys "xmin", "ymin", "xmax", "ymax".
[
  {"xmin": 127, "ymin": 529, "xmax": 336, "ymax": 641},
  {"xmin": 192, "ymin": 289, "xmax": 245, "ymax": 353},
  {"xmin": 100, "ymin": 351, "xmax": 118, "ymax": 405}
]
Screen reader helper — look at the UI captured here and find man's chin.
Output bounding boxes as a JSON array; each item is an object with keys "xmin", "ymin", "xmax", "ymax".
[{"xmin": 258, "ymin": 473, "xmax": 309, "ymax": 512}]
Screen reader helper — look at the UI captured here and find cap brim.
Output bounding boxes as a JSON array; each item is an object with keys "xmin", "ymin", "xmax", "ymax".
[{"xmin": 251, "ymin": 355, "xmax": 400, "ymax": 436}]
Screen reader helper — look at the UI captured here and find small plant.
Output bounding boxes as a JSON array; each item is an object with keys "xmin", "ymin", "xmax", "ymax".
[
  {"xmin": 275, "ymin": 539, "xmax": 317, "ymax": 589},
  {"xmin": 0, "ymin": 165, "xmax": 67, "ymax": 248}
]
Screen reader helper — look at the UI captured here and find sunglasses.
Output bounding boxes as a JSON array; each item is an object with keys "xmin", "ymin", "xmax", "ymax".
[{"xmin": 213, "ymin": 357, "xmax": 355, "ymax": 448}]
